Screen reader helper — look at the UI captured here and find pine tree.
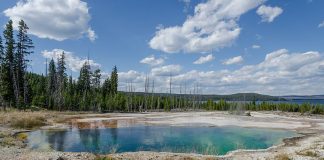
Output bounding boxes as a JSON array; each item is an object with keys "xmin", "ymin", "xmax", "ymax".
[
  {"xmin": 78, "ymin": 62, "xmax": 91, "ymax": 93},
  {"xmin": 92, "ymin": 69, "xmax": 101, "ymax": 89},
  {"xmin": 0, "ymin": 36, "xmax": 3, "ymax": 65},
  {"xmin": 67, "ymin": 75, "xmax": 74, "ymax": 96},
  {"xmin": 57, "ymin": 52, "xmax": 67, "ymax": 83},
  {"xmin": 56, "ymin": 52, "xmax": 66, "ymax": 110},
  {"xmin": 91, "ymin": 69, "xmax": 101, "ymax": 111},
  {"xmin": 2, "ymin": 20, "xmax": 16, "ymax": 107},
  {"xmin": 66, "ymin": 75, "xmax": 74, "ymax": 110},
  {"xmin": 16, "ymin": 20, "xmax": 34, "ymax": 108},
  {"xmin": 78, "ymin": 62, "xmax": 91, "ymax": 110},
  {"xmin": 110, "ymin": 66, "xmax": 118, "ymax": 95},
  {"xmin": 0, "ymin": 36, "xmax": 4, "ymax": 109},
  {"xmin": 102, "ymin": 78, "xmax": 111, "ymax": 98},
  {"xmin": 47, "ymin": 59, "xmax": 56, "ymax": 109}
]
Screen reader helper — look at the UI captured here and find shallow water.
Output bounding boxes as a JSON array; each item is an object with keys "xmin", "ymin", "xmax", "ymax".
[{"xmin": 28, "ymin": 125, "xmax": 297, "ymax": 155}]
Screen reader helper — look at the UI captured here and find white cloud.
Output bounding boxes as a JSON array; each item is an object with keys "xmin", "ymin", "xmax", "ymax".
[
  {"xmin": 149, "ymin": 0, "xmax": 264, "ymax": 53},
  {"xmin": 87, "ymin": 27, "xmax": 97, "ymax": 41},
  {"xmin": 140, "ymin": 55, "xmax": 165, "ymax": 66},
  {"xmin": 117, "ymin": 49, "xmax": 324, "ymax": 95},
  {"xmin": 252, "ymin": 45, "xmax": 261, "ymax": 49},
  {"xmin": 151, "ymin": 65, "xmax": 182, "ymax": 76},
  {"xmin": 318, "ymin": 21, "xmax": 324, "ymax": 28},
  {"xmin": 119, "ymin": 70, "xmax": 144, "ymax": 83},
  {"xmin": 193, "ymin": 54, "xmax": 215, "ymax": 64},
  {"xmin": 180, "ymin": 0, "xmax": 191, "ymax": 12},
  {"xmin": 4, "ymin": 0, "xmax": 97, "ymax": 41},
  {"xmin": 264, "ymin": 49, "xmax": 288, "ymax": 61},
  {"xmin": 256, "ymin": 5, "xmax": 283, "ymax": 23},
  {"xmin": 223, "ymin": 56, "xmax": 244, "ymax": 65},
  {"xmin": 42, "ymin": 49, "xmax": 100, "ymax": 72}
]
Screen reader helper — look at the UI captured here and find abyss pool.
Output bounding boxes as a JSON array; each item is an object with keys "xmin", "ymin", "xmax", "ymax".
[{"xmin": 27, "ymin": 125, "xmax": 298, "ymax": 155}]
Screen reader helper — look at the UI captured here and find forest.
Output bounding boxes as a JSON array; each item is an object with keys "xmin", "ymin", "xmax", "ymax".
[{"xmin": 0, "ymin": 19, "xmax": 323, "ymax": 114}]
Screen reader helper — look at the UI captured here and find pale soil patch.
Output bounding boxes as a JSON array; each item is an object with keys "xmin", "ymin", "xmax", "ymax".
[
  {"xmin": 72, "ymin": 112, "xmax": 324, "ymax": 130},
  {"xmin": 0, "ymin": 147, "xmax": 95, "ymax": 160}
]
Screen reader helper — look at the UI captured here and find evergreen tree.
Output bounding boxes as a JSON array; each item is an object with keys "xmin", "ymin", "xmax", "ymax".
[
  {"xmin": 56, "ymin": 52, "xmax": 66, "ymax": 110},
  {"xmin": 2, "ymin": 20, "xmax": 16, "ymax": 107},
  {"xmin": 78, "ymin": 62, "xmax": 91, "ymax": 93},
  {"xmin": 67, "ymin": 75, "xmax": 74, "ymax": 96},
  {"xmin": 102, "ymin": 77, "xmax": 111, "ymax": 98},
  {"xmin": 16, "ymin": 19, "xmax": 34, "ymax": 108},
  {"xmin": 110, "ymin": 66, "xmax": 118, "ymax": 95},
  {"xmin": 57, "ymin": 52, "xmax": 67, "ymax": 83},
  {"xmin": 0, "ymin": 36, "xmax": 3, "ymax": 64},
  {"xmin": 47, "ymin": 59, "xmax": 56, "ymax": 109},
  {"xmin": 66, "ymin": 75, "xmax": 74, "ymax": 110},
  {"xmin": 92, "ymin": 69, "xmax": 101, "ymax": 89},
  {"xmin": 0, "ymin": 36, "xmax": 4, "ymax": 109},
  {"xmin": 78, "ymin": 62, "xmax": 91, "ymax": 110}
]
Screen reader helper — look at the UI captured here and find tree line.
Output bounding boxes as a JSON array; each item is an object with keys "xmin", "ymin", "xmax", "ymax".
[
  {"xmin": 0, "ymin": 20, "xmax": 33, "ymax": 109},
  {"xmin": 203, "ymin": 99, "xmax": 324, "ymax": 114},
  {"xmin": 0, "ymin": 19, "xmax": 119, "ymax": 111},
  {"xmin": 0, "ymin": 19, "xmax": 323, "ymax": 114}
]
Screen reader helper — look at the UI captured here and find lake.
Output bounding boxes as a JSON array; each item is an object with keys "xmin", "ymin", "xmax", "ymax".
[{"xmin": 27, "ymin": 125, "xmax": 298, "ymax": 155}]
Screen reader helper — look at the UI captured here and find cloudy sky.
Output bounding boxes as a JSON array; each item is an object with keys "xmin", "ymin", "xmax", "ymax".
[{"xmin": 0, "ymin": 0, "xmax": 324, "ymax": 95}]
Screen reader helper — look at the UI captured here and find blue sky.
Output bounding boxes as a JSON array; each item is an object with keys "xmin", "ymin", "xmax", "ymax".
[{"xmin": 0, "ymin": 0, "xmax": 324, "ymax": 95}]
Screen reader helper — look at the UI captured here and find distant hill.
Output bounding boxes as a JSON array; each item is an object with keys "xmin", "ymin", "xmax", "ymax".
[
  {"xmin": 281, "ymin": 95, "xmax": 324, "ymax": 100},
  {"xmin": 122, "ymin": 92, "xmax": 282, "ymax": 101}
]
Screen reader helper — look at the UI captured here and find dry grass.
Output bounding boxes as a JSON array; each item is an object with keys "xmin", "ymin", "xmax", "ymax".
[
  {"xmin": 0, "ymin": 110, "xmax": 101, "ymax": 130},
  {"xmin": 274, "ymin": 154, "xmax": 291, "ymax": 160},
  {"xmin": 0, "ymin": 136, "xmax": 17, "ymax": 146},
  {"xmin": 0, "ymin": 110, "xmax": 53, "ymax": 129},
  {"xmin": 296, "ymin": 150, "xmax": 319, "ymax": 157},
  {"xmin": 181, "ymin": 157, "xmax": 196, "ymax": 160},
  {"xmin": 0, "ymin": 131, "xmax": 8, "ymax": 138},
  {"xmin": 94, "ymin": 156, "xmax": 114, "ymax": 160},
  {"xmin": 0, "ymin": 131, "xmax": 25, "ymax": 147},
  {"xmin": 10, "ymin": 116, "xmax": 46, "ymax": 129},
  {"xmin": 304, "ymin": 151, "xmax": 318, "ymax": 157}
]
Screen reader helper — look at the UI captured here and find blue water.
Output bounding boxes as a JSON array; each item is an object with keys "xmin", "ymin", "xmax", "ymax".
[{"xmin": 28, "ymin": 126, "xmax": 297, "ymax": 155}]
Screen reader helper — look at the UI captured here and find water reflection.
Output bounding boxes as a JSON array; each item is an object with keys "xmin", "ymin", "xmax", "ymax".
[
  {"xmin": 71, "ymin": 119, "xmax": 139, "ymax": 129},
  {"xmin": 47, "ymin": 130, "xmax": 67, "ymax": 151},
  {"xmin": 79, "ymin": 129, "xmax": 101, "ymax": 152},
  {"xmin": 28, "ymin": 126, "xmax": 298, "ymax": 155}
]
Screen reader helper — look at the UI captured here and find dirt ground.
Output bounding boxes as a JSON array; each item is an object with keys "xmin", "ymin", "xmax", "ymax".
[{"xmin": 0, "ymin": 111, "xmax": 324, "ymax": 160}]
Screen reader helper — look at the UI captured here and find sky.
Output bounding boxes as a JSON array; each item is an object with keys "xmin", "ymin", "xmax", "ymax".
[{"xmin": 0, "ymin": 0, "xmax": 324, "ymax": 95}]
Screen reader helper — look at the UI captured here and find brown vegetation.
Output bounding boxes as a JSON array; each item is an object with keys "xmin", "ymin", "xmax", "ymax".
[
  {"xmin": 0, "ymin": 110, "xmax": 48, "ymax": 129},
  {"xmin": 274, "ymin": 154, "xmax": 291, "ymax": 160},
  {"xmin": 296, "ymin": 150, "xmax": 319, "ymax": 157},
  {"xmin": 0, "ymin": 110, "xmax": 93, "ymax": 129}
]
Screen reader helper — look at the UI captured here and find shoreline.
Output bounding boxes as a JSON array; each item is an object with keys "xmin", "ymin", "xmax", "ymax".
[{"xmin": 1, "ymin": 111, "xmax": 324, "ymax": 159}]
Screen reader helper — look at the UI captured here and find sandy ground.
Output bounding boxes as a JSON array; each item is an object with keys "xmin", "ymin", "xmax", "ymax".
[{"xmin": 1, "ymin": 111, "xmax": 324, "ymax": 160}]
